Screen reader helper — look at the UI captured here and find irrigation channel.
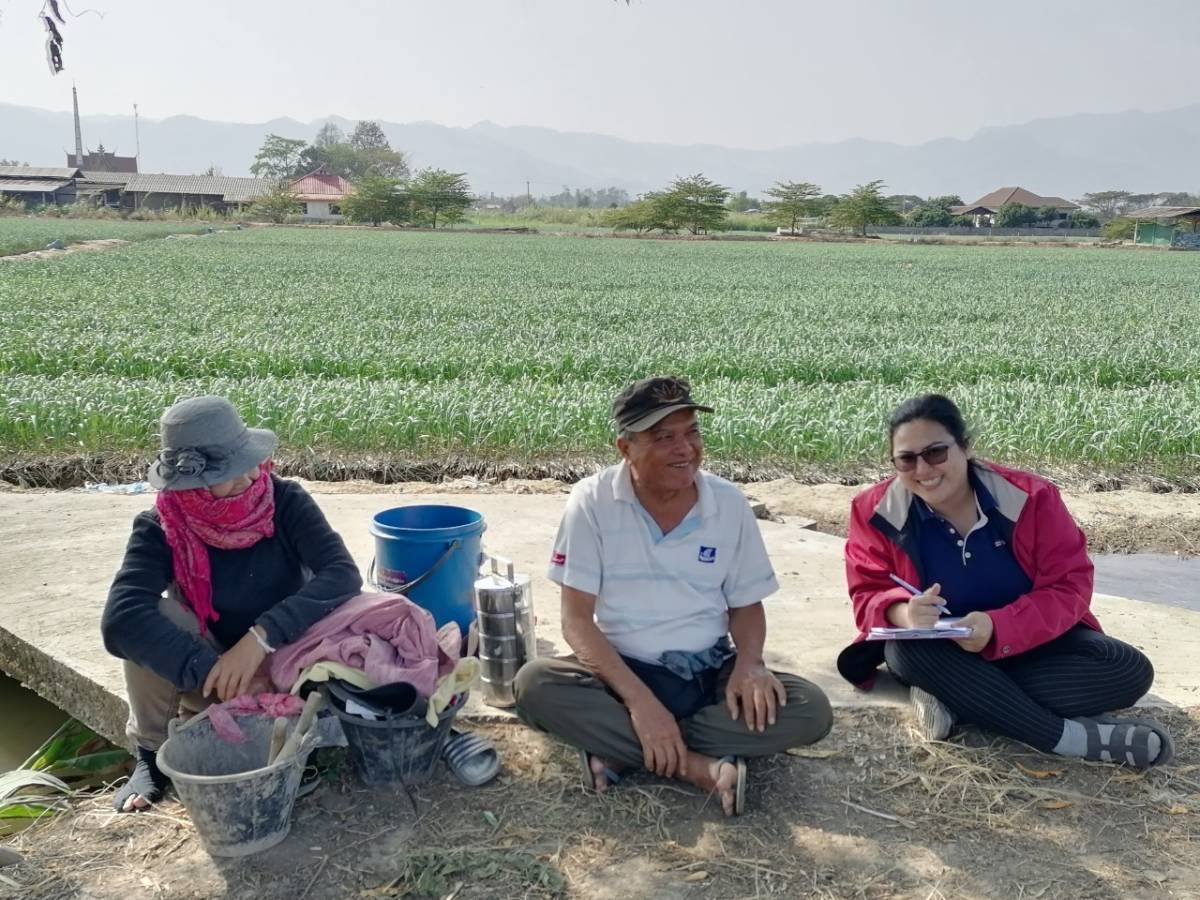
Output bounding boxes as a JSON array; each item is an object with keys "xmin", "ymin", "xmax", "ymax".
[{"xmin": 0, "ymin": 556, "xmax": 1196, "ymax": 769}]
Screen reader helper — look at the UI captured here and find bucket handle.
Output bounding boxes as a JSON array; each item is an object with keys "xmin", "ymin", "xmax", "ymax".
[{"xmin": 368, "ymin": 538, "xmax": 462, "ymax": 596}]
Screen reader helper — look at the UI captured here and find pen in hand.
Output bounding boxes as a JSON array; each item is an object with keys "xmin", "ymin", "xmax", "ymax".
[{"xmin": 889, "ymin": 573, "xmax": 950, "ymax": 617}]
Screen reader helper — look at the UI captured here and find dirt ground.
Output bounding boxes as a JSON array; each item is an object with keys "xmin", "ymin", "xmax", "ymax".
[
  {"xmin": 4, "ymin": 470, "xmax": 1193, "ymax": 556},
  {"xmin": 3, "ymin": 707, "xmax": 1198, "ymax": 900},
  {"xmin": 293, "ymin": 476, "xmax": 1200, "ymax": 557}
]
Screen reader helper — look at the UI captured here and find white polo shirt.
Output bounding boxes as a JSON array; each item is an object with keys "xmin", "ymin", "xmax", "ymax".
[{"xmin": 547, "ymin": 462, "xmax": 778, "ymax": 663}]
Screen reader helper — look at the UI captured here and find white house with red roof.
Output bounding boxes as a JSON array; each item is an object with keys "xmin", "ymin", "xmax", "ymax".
[{"xmin": 290, "ymin": 166, "xmax": 352, "ymax": 222}]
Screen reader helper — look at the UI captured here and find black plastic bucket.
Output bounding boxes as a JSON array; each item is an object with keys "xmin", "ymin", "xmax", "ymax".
[{"xmin": 328, "ymin": 690, "xmax": 464, "ymax": 786}]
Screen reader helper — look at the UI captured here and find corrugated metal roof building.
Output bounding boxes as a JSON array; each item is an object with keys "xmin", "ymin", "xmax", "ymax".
[
  {"xmin": 121, "ymin": 173, "xmax": 272, "ymax": 211},
  {"xmin": 0, "ymin": 165, "xmax": 81, "ymax": 205}
]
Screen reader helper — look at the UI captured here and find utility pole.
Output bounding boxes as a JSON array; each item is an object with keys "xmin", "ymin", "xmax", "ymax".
[
  {"xmin": 133, "ymin": 103, "xmax": 141, "ymax": 169},
  {"xmin": 526, "ymin": 180, "xmax": 531, "ymax": 206}
]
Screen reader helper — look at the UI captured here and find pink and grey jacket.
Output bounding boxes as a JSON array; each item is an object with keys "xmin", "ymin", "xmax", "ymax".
[{"xmin": 837, "ymin": 460, "xmax": 1101, "ymax": 689}]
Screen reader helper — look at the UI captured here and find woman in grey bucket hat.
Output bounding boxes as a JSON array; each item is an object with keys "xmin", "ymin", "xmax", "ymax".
[
  {"xmin": 102, "ymin": 396, "xmax": 362, "ymax": 813},
  {"xmin": 148, "ymin": 396, "xmax": 279, "ymax": 491}
]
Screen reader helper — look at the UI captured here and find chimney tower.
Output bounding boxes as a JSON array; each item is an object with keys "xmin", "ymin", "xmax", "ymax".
[{"xmin": 72, "ymin": 85, "xmax": 84, "ymax": 166}]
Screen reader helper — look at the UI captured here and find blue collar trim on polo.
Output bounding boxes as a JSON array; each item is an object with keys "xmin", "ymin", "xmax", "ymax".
[
  {"xmin": 614, "ymin": 461, "xmax": 714, "ymax": 544},
  {"xmin": 613, "ymin": 462, "xmax": 715, "ymax": 516},
  {"xmin": 912, "ymin": 467, "xmax": 998, "ymax": 523}
]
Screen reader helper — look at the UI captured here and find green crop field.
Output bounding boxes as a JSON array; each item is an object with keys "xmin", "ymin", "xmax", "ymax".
[
  {"xmin": 1, "ymin": 223, "xmax": 1197, "ymax": 482},
  {"xmin": 0, "ymin": 217, "xmax": 211, "ymax": 257}
]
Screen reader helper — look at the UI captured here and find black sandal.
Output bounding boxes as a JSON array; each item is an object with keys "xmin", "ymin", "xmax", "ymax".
[{"xmin": 1080, "ymin": 715, "xmax": 1174, "ymax": 768}]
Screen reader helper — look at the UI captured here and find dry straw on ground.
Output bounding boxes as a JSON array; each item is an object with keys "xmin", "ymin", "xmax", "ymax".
[{"xmin": 3, "ymin": 707, "xmax": 1198, "ymax": 900}]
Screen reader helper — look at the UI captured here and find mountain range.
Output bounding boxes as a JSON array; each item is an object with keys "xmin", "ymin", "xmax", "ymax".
[{"xmin": 3, "ymin": 101, "xmax": 1198, "ymax": 200}]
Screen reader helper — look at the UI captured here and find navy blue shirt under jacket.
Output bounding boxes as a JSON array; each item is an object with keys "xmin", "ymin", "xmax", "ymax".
[{"xmin": 913, "ymin": 472, "xmax": 1034, "ymax": 616}]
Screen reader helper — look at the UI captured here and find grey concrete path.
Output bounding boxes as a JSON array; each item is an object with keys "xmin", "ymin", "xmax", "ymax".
[{"xmin": 0, "ymin": 486, "xmax": 1197, "ymax": 746}]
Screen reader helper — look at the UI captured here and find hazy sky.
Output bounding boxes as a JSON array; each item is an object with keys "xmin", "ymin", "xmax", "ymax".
[{"xmin": 2, "ymin": 0, "xmax": 1198, "ymax": 148}]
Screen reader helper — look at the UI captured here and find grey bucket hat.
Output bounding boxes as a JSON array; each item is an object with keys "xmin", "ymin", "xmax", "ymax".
[{"xmin": 148, "ymin": 396, "xmax": 278, "ymax": 491}]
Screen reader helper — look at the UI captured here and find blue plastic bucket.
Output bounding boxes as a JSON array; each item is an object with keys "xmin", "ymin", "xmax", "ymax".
[{"xmin": 369, "ymin": 505, "xmax": 485, "ymax": 633}]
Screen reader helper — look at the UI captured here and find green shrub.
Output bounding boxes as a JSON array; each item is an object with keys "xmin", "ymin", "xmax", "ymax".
[{"xmin": 1102, "ymin": 219, "xmax": 1136, "ymax": 240}]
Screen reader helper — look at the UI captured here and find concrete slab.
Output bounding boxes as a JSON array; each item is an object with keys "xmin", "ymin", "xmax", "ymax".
[{"xmin": 0, "ymin": 487, "xmax": 1196, "ymax": 746}]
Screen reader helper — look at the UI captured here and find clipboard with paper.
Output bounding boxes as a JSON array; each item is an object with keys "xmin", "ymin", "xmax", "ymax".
[
  {"xmin": 866, "ymin": 618, "xmax": 974, "ymax": 641},
  {"xmin": 865, "ymin": 573, "xmax": 974, "ymax": 640}
]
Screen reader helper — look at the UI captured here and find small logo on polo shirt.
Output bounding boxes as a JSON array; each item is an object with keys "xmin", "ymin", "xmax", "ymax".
[
  {"xmin": 551, "ymin": 551, "xmax": 566, "ymax": 566},
  {"xmin": 994, "ymin": 539, "xmax": 1006, "ymax": 548},
  {"xmin": 698, "ymin": 546, "xmax": 717, "ymax": 563}
]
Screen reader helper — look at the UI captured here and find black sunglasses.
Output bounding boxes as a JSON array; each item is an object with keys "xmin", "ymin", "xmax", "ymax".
[{"xmin": 890, "ymin": 443, "xmax": 951, "ymax": 472}]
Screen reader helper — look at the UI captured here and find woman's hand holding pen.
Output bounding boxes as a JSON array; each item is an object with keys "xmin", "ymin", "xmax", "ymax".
[{"xmin": 905, "ymin": 582, "xmax": 945, "ymax": 628}]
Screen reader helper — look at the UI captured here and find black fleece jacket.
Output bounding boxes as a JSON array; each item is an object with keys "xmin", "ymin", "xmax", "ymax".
[{"xmin": 102, "ymin": 475, "xmax": 362, "ymax": 692}]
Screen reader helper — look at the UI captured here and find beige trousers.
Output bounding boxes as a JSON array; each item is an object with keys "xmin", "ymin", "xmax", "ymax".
[{"xmin": 122, "ymin": 594, "xmax": 222, "ymax": 751}]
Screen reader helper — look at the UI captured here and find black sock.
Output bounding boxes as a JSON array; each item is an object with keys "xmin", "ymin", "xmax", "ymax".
[{"xmin": 113, "ymin": 746, "xmax": 170, "ymax": 812}]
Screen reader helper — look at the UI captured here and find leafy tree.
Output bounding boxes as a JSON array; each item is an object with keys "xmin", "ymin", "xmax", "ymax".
[
  {"xmin": 0, "ymin": 158, "xmax": 29, "ymax": 166},
  {"xmin": 313, "ymin": 123, "xmax": 345, "ymax": 148},
  {"xmin": 250, "ymin": 134, "xmax": 307, "ymax": 179},
  {"xmin": 907, "ymin": 195, "xmax": 963, "ymax": 227},
  {"xmin": 994, "ymin": 202, "xmax": 1037, "ymax": 227},
  {"xmin": 1156, "ymin": 191, "xmax": 1200, "ymax": 207},
  {"xmin": 601, "ymin": 199, "xmax": 664, "ymax": 233},
  {"xmin": 726, "ymin": 190, "xmax": 760, "ymax": 213},
  {"xmin": 888, "ymin": 194, "xmax": 924, "ymax": 217},
  {"xmin": 350, "ymin": 121, "xmax": 391, "ymax": 153},
  {"xmin": 1068, "ymin": 211, "xmax": 1101, "ymax": 228},
  {"xmin": 251, "ymin": 181, "xmax": 302, "ymax": 223},
  {"xmin": 655, "ymin": 173, "xmax": 729, "ymax": 235},
  {"xmin": 1077, "ymin": 190, "xmax": 1133, "ymax": 219},
  {"xmin": 401, "ymin": 169, "xmax": 473, "ymax": 228},
  {"xmin": 341, "ymin": 176, "xmax": 409, "ymax": 226},
  {"xmin": 828, "ymin": 180, "xmax": 901, "ymax": 236},
  {"xmin": 762, "ymin": 181, "xmax": 821, "ymax": 232}
]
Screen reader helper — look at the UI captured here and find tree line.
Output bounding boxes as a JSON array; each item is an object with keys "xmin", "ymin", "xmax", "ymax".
[{"xmin": 600, "ymin": 177, "xmax": 905, "ymax": 236}]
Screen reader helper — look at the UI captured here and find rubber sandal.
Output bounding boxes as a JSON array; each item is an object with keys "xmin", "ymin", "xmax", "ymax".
[
  {"xmin": 1091, "ymin": 714, "xmax": 1175, "ymax": 768},
  {"xmin": 296, "ymin": 764, "xmax": 321, "ymax": 798},
  {"xmin": 715, "ymin": 755, "xmax": 747, "ymax": 816},
  {"xmin": 578, "ymin": 749, "xmax": 621, "ymax": 792},
  {"xmin": 443, "ymin": 728, "xmax": 501, "ymax": 787}
]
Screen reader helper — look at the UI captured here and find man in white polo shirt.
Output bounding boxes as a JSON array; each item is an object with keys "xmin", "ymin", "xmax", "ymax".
[{"xmin": 513, "ymin": 376, "xmax": 832, "ymax": 816}]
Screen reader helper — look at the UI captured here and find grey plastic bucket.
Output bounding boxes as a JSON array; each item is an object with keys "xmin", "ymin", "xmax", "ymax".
[
  {"xmin": 157, "ymin": 713, "xmax": 318, "ymax": 857},
  {"xmin": 329, "ymin": 691, "xmax": 464, "ymax": 787}
]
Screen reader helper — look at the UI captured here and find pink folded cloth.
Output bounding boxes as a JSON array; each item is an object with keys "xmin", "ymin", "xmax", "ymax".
[
  {"xmin": 208, "ymin": 692, "xmax": 306, "ymax": 743},
  {"xmin": 268, "ymin": 592, "xmax": 460, "ymax": 698}
]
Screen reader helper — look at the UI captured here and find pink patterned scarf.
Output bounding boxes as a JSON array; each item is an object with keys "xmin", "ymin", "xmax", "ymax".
[{"xmin": 156, "ymin": 461, "xmax": 276, "ymax": 634}]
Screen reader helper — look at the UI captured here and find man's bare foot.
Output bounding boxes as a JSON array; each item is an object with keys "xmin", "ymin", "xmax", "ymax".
[
  {"xmin": 588, "ymin": 754, "xmax": 623, "ymax": 793},
  {"xmin": 682, "ymin": 751, "xmax": 741, "ymax": 816}
]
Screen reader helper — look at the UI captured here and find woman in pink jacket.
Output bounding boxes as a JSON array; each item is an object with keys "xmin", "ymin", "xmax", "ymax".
[{"xmin": 838, "ymin": 394, "xmax": 1172, "ymax": 768}]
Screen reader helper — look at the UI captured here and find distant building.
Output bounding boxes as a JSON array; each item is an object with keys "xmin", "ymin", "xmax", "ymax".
[
  {"xmin": 951, "ymin": 187, "xmax": 1078, "ymax": 226},
  {"xmin": 290, "ymin": 167, "xmax": 352, "ymax": 221},
  {"xmin": 120, "ymin": 173, "xmax": 270, "ymax": 212},
  {"xmin": 1125, "ymin": 206, "xmax": 1200, "ymax": 249},
  {"xmin": 66, "ymin": 145, "xmax": 138, "ymax": 174},
  {"xmin": 0, "ymin": 165, "xmax": 80, "ymax": 206}
]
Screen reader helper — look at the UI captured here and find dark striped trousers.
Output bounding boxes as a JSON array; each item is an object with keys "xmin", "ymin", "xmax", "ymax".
[{"xmin": 884, "ymin": 626, "xmax": 1155, "ymax": 751}]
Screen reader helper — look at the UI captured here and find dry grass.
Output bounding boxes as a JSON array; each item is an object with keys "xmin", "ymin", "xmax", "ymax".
[{"xmin": 3, "ymin": 708, "xmax": 1199, "ymax": 899}]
